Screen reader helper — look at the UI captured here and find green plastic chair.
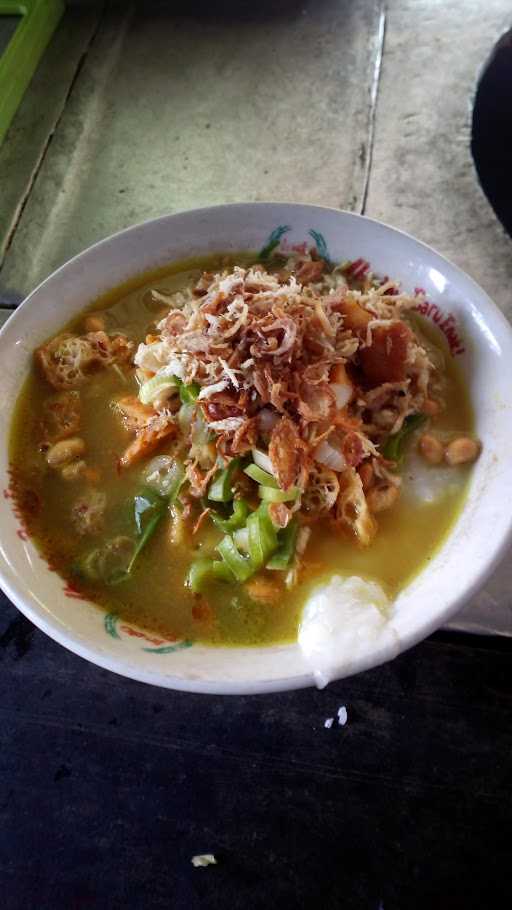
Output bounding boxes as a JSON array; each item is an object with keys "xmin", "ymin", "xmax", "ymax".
[{"xmin": 0, "ymin": 0, "xmax": 64, "ymax": 146}]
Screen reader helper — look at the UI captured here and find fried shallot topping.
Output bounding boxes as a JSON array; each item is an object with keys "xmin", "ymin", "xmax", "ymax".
[{"xmin": 131, "ymin": 253, "xmax": 438, "ymax": 546}]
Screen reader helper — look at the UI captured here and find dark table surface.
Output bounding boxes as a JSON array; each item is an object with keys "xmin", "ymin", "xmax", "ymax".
[{"xmin": 2, "ymin": 588, "xmax": 511, "ymax": 909}]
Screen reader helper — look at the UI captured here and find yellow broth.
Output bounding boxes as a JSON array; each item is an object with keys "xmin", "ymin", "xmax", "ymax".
[{"xmin": 9, "ymin": 256, "xmax": 474, "ymax": 646}]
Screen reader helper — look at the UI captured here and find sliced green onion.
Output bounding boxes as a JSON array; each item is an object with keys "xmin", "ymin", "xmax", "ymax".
[
  {"xmin": 169, "ymin": 469, "xmax": 185, "ymax": 505},
  {"xmin": 267, "ymin": 519, "xmax": 299, "ymax": 570},
  {"xmin": 211, "ymin": 498, "xmax": 249, "ymax": 533},
  {"xmin": 247, "ymin": 512, "xmax": 265, "ymax": 570},
  {"xmin": 179, "ymin": 381, "xmax": 200, "ymax": 404},
  {"xmin": 178, "ymin": 402, "xmax": 195, "ymax": 434},
  {"xmin": 139, "ymin": 373, "xmax": 178, "ymax": 405},
  {"xmin": 212, "ymin": 504, "xmax": 279, "ymax": 582},
  {"xmin": 244, "ymin": 463, "xmax": 278, "ymax": 488},
  {"xmin": 191, "ymin": 412, "xmax": 210, "ymax": 448},
  {"xmin": 251, "ymin": 448, "xmax": 275, "ymax": 475},
  {"xmin": 190, "ymin": 414, "xmax": 216, "ymax": 467},
  {"xmin": 233, "ymin": 526, "xmax": 250, "ymax": 552},
  {"xmin": 258, "ymin": 503, "xmax": 279, "ymax": 554},
  {"xmin": 258, "ymin": 485, "xmax": 299, "ymax": 503},
  {"xmin": 208, "ymin": 458, "xmax": 241, "ymax": 502},
  {"xmin": 247, "ymin": 504, "xmax": 278, "ymax": 570},
  {"xmin": 382, "ymin": 413, "xmax": 427, "ymax": 463},
  {"xmin": 214, "ymin": 561, "xmax": 234, "ymax": 582},
  {"xmin": 187, "ymin": 557, "xmax": 233, "ymax": 593},
  {"xmin": 216, "ymin": 535, "xmax": 255, "ymax": 582}
]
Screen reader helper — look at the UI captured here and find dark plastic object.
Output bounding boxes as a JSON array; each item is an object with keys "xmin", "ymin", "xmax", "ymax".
[{"xmin": 472, "ymin": 27, "xmax": 512, "ymax": 238}]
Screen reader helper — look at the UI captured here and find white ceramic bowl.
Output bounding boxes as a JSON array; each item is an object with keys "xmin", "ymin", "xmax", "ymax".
[{"xmin": 1, "ymin": 203, "xmax": 511, "ymax": 694}]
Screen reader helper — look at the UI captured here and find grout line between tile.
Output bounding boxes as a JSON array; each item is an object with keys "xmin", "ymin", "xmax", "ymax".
[
  {"xmin": 360, "ymin": 0, "xmax": 387, "ymax": 215},
  {"xmin": 0, "ymin": 2, "xmax": 108, "ymax": 270}
]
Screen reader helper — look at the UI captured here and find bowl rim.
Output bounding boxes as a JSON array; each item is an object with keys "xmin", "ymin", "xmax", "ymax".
[{"xmin": 2, "ymin": 200, "xmax": 512, "ymax": 694}]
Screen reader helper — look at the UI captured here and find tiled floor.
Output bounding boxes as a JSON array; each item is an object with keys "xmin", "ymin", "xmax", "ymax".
[{"xmin": 1, "ymin": 0, "xmax": 511, "ymax": 634}]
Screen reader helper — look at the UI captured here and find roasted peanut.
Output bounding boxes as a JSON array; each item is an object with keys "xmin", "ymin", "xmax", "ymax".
[
  {"xmin": 367, "ymin": 483, "xmax": 399, "ymax": 513},
  {"xmin": 244, "ymin": 575, "xmax": 282, "ymax": 605},
  {"xmin": 84, "ymin": 314, "xmax": 105, "ymax": 333},
  {"xmin": 61, "ymin": 459, "xmax": 87, "ymax": 481},
  {"xmin": 46, "ymin": 437, "xmax": 85, "ymax": 467},
  {"xmin": 445, "ymin": 437, "xmax": 480, "ymax": 466},
  {"xmin": 62, "ymin": 462, "xmax": 99, "ymax": 483},
  {"xmin": 418, "ymin": 433, "xmax": 444, "ymax": 465}
]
